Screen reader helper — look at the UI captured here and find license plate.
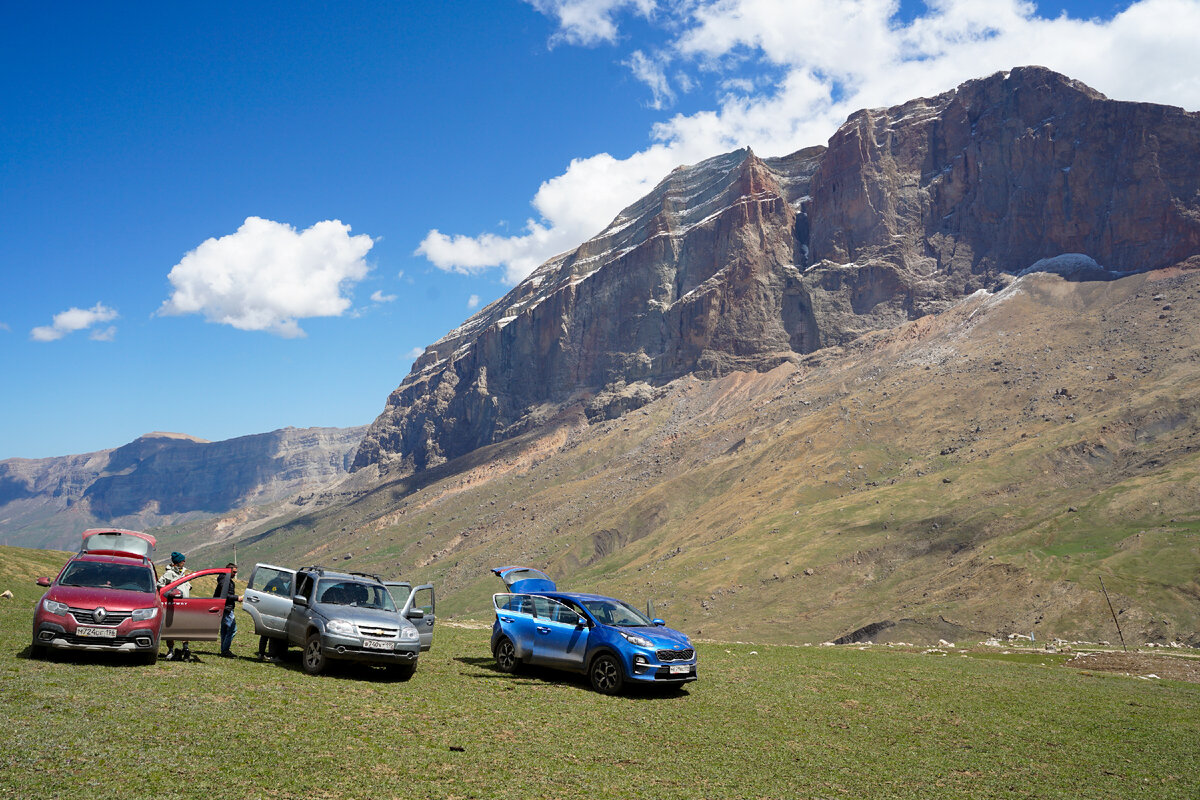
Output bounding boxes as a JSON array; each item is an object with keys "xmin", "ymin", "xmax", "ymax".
[
  {"xmin": 669, "ymin": 664, "xmax": 691, "ymax": 675},
  {"xmin": 362, "ymin": 639, "xmax": 393, "ymax": 650},
  {"xmin": 77, "ymin": 626, "xmax": 117, "ymax": 638}
]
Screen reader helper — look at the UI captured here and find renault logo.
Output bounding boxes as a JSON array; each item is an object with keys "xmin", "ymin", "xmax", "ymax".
[{"xmin": 94, "ymin": 607, "xmax": 107, "ymax": 623}]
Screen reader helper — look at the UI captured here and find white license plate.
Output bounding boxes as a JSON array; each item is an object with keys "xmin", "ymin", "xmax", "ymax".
[
  {"xmin": 669, "ymin": 664, "xmax": 691, "ymax": 675},
  {"xmin": 77, "ymin": 626, "xmax": 117, "ymax": 638},
  {"xmin": 362, "ymin": 639, "xmax": 393, "ymax": 650}
]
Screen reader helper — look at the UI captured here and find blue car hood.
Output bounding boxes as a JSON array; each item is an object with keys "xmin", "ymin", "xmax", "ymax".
[{"xmin": 626, "ymin": 625, "xmax": 692, "ymax": 649}]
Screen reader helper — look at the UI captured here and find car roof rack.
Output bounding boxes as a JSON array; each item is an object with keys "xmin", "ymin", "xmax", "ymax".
[{"xmin": 346, "ymin": 571, "xmax": 384, "ymax": 583}]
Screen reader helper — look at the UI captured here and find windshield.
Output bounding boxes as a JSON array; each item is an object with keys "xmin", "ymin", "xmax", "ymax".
[
  {"xmin": 579, "ymin": 598, "xmax": 653, "ymax": 627},
  {"xmin": 316, "ymin": 579, "xmax": 396, "ymax": 611},
  {"xmin": 60, "ymin": 562, "xmax": 155, "ymax": 593}
]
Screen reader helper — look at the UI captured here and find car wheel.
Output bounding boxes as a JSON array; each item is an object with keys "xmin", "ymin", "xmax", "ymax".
[
  {"xmin": 589, "ymin": 653, "xmax": 625, "ymax": 695},
  {"xmin": 493, "ymin": 636, "xmax": 520, "ymax": 673},
  {"xmin": 302, "ymin": 634, "xmax": 327, "ymax": 675},
  {"xmin": 387, "ymin": 663, "xmax": 417, "ymax": 680}
]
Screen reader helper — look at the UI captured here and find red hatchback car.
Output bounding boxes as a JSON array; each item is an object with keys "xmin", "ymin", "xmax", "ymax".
[{"xmin": 32, "ymin": 528, "xmax": 232, "ymax": 665}]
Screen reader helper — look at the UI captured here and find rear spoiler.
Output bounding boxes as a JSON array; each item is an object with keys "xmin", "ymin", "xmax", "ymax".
[{"xmin": 80, "ymin": 528, "xmax": 156, "ymax": 559}]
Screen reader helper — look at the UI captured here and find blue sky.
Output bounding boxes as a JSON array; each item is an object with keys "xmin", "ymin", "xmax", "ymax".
[{"xmin": 2, "ymin": 1, "xmax": 1197, "ymax": 459}]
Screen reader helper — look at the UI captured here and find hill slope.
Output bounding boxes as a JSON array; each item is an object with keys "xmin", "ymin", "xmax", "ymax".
[{"xmin": 183, "ymin": 266, "xmax": 1200, "ymax": 645}]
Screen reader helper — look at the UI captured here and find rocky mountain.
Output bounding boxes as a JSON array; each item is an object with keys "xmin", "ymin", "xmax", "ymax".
[
  {"xmin": 0, "ymin": 426, "xmax": 366, "ymax": 550},
  {"xmin": 353, "ymin": 66, "xmax": 1200, "ymax": 476}
]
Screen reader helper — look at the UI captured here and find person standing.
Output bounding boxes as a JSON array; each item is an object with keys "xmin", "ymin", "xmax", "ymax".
[
  {"xmin": 157, "ymin": 552, "xmax": 191, "ymax": 661},
  {"xmin": 214, "ymin": 562, "xmax": 242, "ymax": 657}
]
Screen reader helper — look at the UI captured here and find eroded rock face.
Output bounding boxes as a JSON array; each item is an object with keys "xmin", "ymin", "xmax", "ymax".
[
  {"xmin": 354, "ymin": 66, "xmax": 1200, "ymax": 475},
  {"xmin": 0, "ymin": 427, "xmax": 366, "ymax": 546}
]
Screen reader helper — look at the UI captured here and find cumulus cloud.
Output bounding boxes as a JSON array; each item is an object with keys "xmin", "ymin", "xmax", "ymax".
[
  {"xmin": 403, "ymin": 346, "xmax": 425, "ymax": 360},
  {"xmin": 526, "ymin": 0, "xmax": 657, "ymax": 46},
  {"xmin": 31, "ymin": 303, "xmax": 119, "ymax": 342},
  {"xmin": 423, "ymin": 0, "xmax": 1200, "ymax": 285},
  {"xmin": 159, "ymin": 217, "xmax": 374, "ymax": 338},
  {"xmin": 467, "ymin": 294, "xmax": 481, "ymax": 310},
  {"xmin": 371, "ymin": 290, "xmax": 397, "ymax": 303}
]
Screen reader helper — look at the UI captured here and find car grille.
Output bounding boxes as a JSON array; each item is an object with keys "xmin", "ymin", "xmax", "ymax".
[
  {"xmin": 357, "ymin": 625, "xmax": 398, "ymax": 638},
  {"xmin": 69, "ymin": 607, "xmax": 133, "ymax": 625},
  {"xmin": 657, "ymin": 648, "xmax": 695, "ymax": 662}
]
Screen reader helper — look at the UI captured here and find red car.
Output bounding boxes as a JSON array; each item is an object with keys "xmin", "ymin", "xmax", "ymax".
[{"xmin": 32, "ymin": 528, "xmax": 231, "ymax": 665}]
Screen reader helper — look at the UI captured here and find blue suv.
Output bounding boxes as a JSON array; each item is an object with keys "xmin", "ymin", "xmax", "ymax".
[{"xmin": 489, "ymin": 566, "xmax": 698, "ymax": 694}]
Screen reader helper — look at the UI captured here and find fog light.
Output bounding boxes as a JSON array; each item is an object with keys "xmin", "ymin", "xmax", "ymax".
[
  {"xmin": 38, "ymin": 631, "xmax": 54, "ymax": 641},
  {"xmin": 135, "ymin": 637, "xmax": 151, "ymax": 647}
]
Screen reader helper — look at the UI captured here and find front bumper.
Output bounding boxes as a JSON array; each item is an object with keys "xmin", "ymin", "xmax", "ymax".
[
  {"xmin": 625, "ymin": 647, "xmax": 698, "ymax": 683},
  {"xmin": 319, "ymin": 632, "xmax": 420, "ymax": 664},
  {"xmin": 34, "ymin": 621, "xmax": 158, "ymax": 653}
]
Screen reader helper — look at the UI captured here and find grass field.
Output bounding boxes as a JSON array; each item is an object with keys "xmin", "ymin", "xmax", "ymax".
[{"xmin": 1, "ymin": 547, "xmax": 1198, "ymax": 800}]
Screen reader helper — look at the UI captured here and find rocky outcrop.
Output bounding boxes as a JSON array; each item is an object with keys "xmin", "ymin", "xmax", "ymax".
[
  {"xmin": 0, "ymin": 427, "xmax": 366, "ymax": 548},
  {"xmin": 354, "ymin": 66, "xmax": 1200, "ymax": 475}
]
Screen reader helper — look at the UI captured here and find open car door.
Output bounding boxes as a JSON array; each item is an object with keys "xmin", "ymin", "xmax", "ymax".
[
  {"xmin": 159, "ymin": 568, "xmax": 231, "ymax": 642},
  {"xmin": 400, "ymin": 583, "xmax": 436, "ymax": 651},
  {"xmin": 243, "ymin": 563, "xmax": 296, "ymax": 639}
]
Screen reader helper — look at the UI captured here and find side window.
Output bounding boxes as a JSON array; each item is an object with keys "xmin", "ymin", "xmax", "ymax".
[
  {"xmin": 295, "ymin": 573, "xmax": 315, "ymax": 602},
  {"xmin": 410, "ymin": 587, "xmax": 434, "ymax": 615},
  {"xmin": 177, "ymin": 572, "xmax": 221, "ymax": 599},
  {"xmin": 250, "ymin": 567, "xmax": 293, "ymax": 596},
  {"xmin": 497, "ymin": 593, "xmax": 534, "ymax": 614}
]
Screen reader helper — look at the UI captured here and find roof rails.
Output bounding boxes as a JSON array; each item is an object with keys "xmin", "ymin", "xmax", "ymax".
[{"xmin": 297, "ymin": 566, "xmax": 384, "ymax": 583}]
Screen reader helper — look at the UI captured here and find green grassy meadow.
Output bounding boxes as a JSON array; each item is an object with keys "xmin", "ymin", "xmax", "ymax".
[{"xmin": 2, "ymin": 547, "xmax": 1198, "ymax": 800}]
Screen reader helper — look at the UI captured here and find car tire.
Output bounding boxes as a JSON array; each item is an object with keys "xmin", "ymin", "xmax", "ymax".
[
  {"xmin": 493, "ymin": 636, "xmax": 520, "ymax": 674},
  {"xmin": 589, "ymin": 652, "xmax": 625, "ymax": 695},
  {"xmin": 302, "ymin": 633, "xmax": 327, "ymax": 675},
  {"xmin": 387, "ymin": 663, "xmax": 417, "ymax": 681}
]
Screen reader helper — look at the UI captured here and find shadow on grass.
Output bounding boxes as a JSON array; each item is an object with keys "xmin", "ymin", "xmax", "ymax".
[
  {"xmin": 22, "ymin": 644, "xmax": 151, "ymax": 667},
  {"xmin": 245, "ymin": 647, "xmax": 418, "ymax": 683},
  {"xmin": 453, "ymin": 655, "xmax": 693, "ymax": 699}
]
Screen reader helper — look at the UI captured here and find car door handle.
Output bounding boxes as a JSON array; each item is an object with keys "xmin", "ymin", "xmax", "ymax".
[
  {"xmin": 247, "ymin": 596, "xmax": 260, "ymax": 603},
  {"xmin": 499, "ymin": 616, "xmax": 515, "ymax": 623},
  {"xmin": 536, "ymin": 626, "xmax": 551, "ymax": 634}
]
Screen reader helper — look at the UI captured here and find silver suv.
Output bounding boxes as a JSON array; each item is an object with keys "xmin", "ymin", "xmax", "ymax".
[{"xmin": 244, "ymin": 565, "xmax": 431, "ymax": 678}]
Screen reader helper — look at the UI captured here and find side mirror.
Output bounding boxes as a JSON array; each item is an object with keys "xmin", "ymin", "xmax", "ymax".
[
  {"xmin": 652, "ymin": 618, "xmax": 666, "ymax": 626},
  {"xmin": 405, "ymin": 607, "xmax": 425, "ymax": 620},
  {"xmin": 164, "ymin": 589, "xmax": 182, "ymax": 600},
  {"xmin": 36, "ymin": 577, "xmax": 51, "ymax": 587},
  {"xmin": 576, "ymin": 616, "xmax": 589, "ymax": 628},
  {"xmin": 293, "ymin": 595, "xmax": 308, "ymax": 607}
]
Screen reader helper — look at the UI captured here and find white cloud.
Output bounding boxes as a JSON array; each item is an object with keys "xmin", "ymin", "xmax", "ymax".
[
  {"xmin": 467, "ymin": 294, "xmax": 481, "ymax": 310},
  {"xmin": 526, "ymin": 0, "xmax": 657, "ymax": 46},
  {"xmin": 625, "ymin": 50, "xmax": 675, "ymax": 109},
  {"xmin": 403, "ymin": 346, "xmax": 425, "ymax": 360},
  {"xmin": 159, "ymin": 217, "xmax": 374, "ymax": 338},
  {"xmin": 427, "ymin": 0, "xmax": 1200, "ymax": 284},
  {"xmin": 31, "ymin": 303, "xmax": 119, "ymax": 342},
  {"xmin": 371, "ymin": 290, "xmax": 397, "ymax": 303}
]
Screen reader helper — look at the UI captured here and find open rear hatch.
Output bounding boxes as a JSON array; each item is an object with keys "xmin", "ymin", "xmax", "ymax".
[
  {"xmin": 491, "ymin": 566, "xmax": 556, "ymax": 593},
  {"xmin": 80, "ymin": 528, "xmax": 156, "ymax": 559}
]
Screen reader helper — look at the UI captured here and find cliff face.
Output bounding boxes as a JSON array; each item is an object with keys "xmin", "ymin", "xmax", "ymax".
[
  {"xmin": 354, "ymin": 67, "xmax": 1200, "ymax": 475},
  {"xmin": 0, "ymin": 426, "xmax": 366, "ymax": 548}
]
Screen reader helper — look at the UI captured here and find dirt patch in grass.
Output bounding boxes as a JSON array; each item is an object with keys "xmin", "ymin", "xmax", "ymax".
[{"xmin": 1067, "ymin": 651, "xmax": 1200, "ymax": 684}]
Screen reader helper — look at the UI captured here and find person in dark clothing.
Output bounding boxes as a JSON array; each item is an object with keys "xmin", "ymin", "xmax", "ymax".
[{"xmin": 214, "ymin": 563, "xmax": 242, "ymax": 657}]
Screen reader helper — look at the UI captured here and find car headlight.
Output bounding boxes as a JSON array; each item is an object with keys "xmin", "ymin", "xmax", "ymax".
[
  {"xmin": 42, "ymin": 599, "xmax": 69, "ymax": 616},
  {"xmin": 131, "ymin": 606, "xmax": 159, "ymax": 621},
  {"xmin": 400, "ymin": 627, "xmax": 419, "ymax": 642},
  {"xmin": 620, "ymin": 631, "xmax": 653, "ymax": 648},
  {"xmin": 326, "ymin": 619, "xmax": 357, "ymax": 636}
]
